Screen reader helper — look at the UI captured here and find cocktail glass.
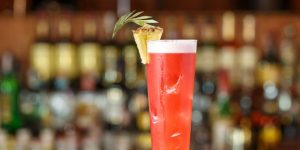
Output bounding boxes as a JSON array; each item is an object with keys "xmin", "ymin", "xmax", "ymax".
[{"xmin": 146, "ymin": 40, "xmax": 197, "ymax": 150}]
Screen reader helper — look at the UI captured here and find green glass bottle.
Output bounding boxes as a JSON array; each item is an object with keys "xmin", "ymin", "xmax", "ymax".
[{"xmin": 0, "ymin": 52, "xmax": 21, "ymax": 134}]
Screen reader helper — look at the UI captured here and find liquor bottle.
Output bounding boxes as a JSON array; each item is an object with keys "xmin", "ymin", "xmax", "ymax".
[
  {"xmin": 102, "ymin": 46, "xmax": 123, "ymax": 87},
  {"xmin": 238, "ymin": 15, "xmax": 258, "ymax": 90},
  {"xmin": 104, "ymin": 61, "xmax": 131, "ymax": 149},
  {"xmin": 197, "ymin": 17, "xmax": 218, "ymax": 97},
  {"xmin": 197, "ymin": 17, "xmax": 218, "ymax": 79},
  {"xmin": 295, "ymin": 30, "xmax": 300, "ymax": 124},
  {"xmin": 277, "ymin": 85, "xmax": 298, "ymax": 139},
  {"xmin": 48, "ymin": 77, "xmax": 75, "ymax": 131},
  {"xmin": 235, "ymin": 15, "xmax": 258, "ymax": 149},
  {"xmin": 235, "ymin": 89, "xmax": 254, "ymax": 150},
  {"xmin": 101, "ymin": 13, "xmax": 123, "ymax": 87},
  {"xmin": 103, "ymin": 86, "xmax": 127, "ymax": 129},
  {"xmin": 76, "ymin": 74, "xmax": 100, "ymax": 134},
  {"xmin": 30, "ymin": 19, "xmax": 53, "ymax": 85},
  {"xmin": 102, "ymin": 46, "xmax": 126, "ymax": 129},
  {"xmin": 191, "ymin": 90, "xmax": 212, "ymax": 150},
  {"xmin": 237, "ymin": 115, "xmax": 253, "ymax": 150},
  {"xmin": 0, "ymin": 51, "xmax": 21, "ymax": 134},
  {"xmin": 20, "ymin": 70, "xmax": 50, "ymax": 136},
  {"xmin": 122, "ymin": 24, "xmax": 142, "ymax": 133},
  {"xmin": 191, "ymin": 16, "xmax": 216, "ymax": 149},
  {"xmin": 122, "ymin": 23, "xmax": 150, "ymax": 148},
  {"xmin": 257, "ymin": 34, "xmax": 281, "ymax": 114},
  {"xmin": 256, "ymin": 34, "xmax": 282, "ymax": 150},
  {"xmin": 53, "ymin": 19, "xmax": 77, "ymax": 83},
  {"xmin": 126, "ymin": 84, "xmax": 151, "ymax": 149},
  {"xmin": 211, "ymin": 70, "xmax": 233, "ymax": 150},
  {"xmin": 101, "ymin": 12, "xmax": 132, "ymax": 149},
  {"xmin": 28, "ymin": 20, "xmax": 53, "ymax": 134},
  {"xmin": 126, "ymin": 25, "xmax": 147, "ymax": 91},
  {"xmin": 78, "ymin": 18, "xmax": 102, "ymax": 79},
  {"xmin": 278, "ymin": 25, "xmax": 298, "ymax": 139},
  {"xmin": 280, "ymin": 25, "xmax": 297, "ymax": 86},
  {"xmin": 77, "ymin": 19, "xmax": 103, "ymax": 137},
  {"xmin": 102, "ymin": 46, "xmax": 130, "ymax": 148},
  {"xmin": 122, "ymin": 25, "xmax": 139, "ymax": 90},
  {"xmin": 219, "ymin": 11, "xmax": 238, "ymax": 88},
  {"xmin": 257, "ymin": 33, "xmax": 281, "ymax": 86},
  {"xmin": 218, "ymin": 15, "xmax": 239, "ymax": 149},
  {"xmin": 134, "ymin": 89, "xmax": 151, "ymax": 150},
  {"xmin": 102, "ymin": 86, "xmax": 132, "ymax": 150}
]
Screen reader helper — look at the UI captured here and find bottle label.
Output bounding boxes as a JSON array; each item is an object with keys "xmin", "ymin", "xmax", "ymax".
[
  {"xmin": 105, "ymin": 87, "xmax": 125, "ymax": 125},
  {"xmin": 219, "ymin": 46, "xmax": 236, "ymax": 70},
  {"xmin": 240, "ymin": 71, "xmax": 255, "ymax": 88},
  {"xmin": 76, "ymin": 94, "xmax": 98, "ymax": 128},
  {"xmin": 78, "ymin": 43, "xmax": 101, "ymax": 76},
  {"xmin": 124, "ymin": 45, "xmax": 138, "ymax": 88},
  {"xmin": 137, "ymin": 111, "xmax": 150, "ymax": 131},
  {"xmin": 197, "ymin": 46, "xmax": 217, "ymax": 73},
  {"xmin": 54, "ymin": 43, "xmax": 77, "ymax": 78},
  {"xmin": 31, "ymin": 43, "xmax": 53, "ymax": 81},
  {"xmin": 238, "ymin": 46, "xmax": 257, "ymax": 70},
  {"xmin": 257, "ymin": 64, "xmax": 280, "ymax": 85},
  {"xmin": 103, "ymin": 46, "xmax": 120, "ymax": 84},
  {"xmin": 219, "ymin": 46, "xmax": 238, "ymax": 86},
  {"xmin": 49, "ymin": 93, "xmax": 75, "ymax": 128},
  {"xmin": 0, "ymin": 94, "xmax": 11, "ymax": 124},
  {"xmin": 20, "ymin": 93, "xmax": 34, "ymax": 115},
  {"xmin": 212, "ymin": 119, "xmax": 232, "ymax": 150},
  {"xmin": 280, "ymin": 43, "xmax": 296, "ymax": 65}
]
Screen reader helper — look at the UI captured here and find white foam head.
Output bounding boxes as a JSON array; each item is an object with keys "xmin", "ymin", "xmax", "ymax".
[{"xmin": 147, "ymin": 40, "xmax": 197, "ymax": 53}]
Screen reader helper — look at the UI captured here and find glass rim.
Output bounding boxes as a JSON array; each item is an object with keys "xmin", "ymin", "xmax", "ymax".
[
  {"xmin": 147, "ymin": 39, "xmax": 197, "ymax": 53},
  {"xmin": 148, "ymin": 39, "xmax": 197, "ymax": 42}
]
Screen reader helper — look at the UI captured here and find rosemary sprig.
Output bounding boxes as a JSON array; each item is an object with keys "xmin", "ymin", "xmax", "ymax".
[{"xmin": 112, "ymin": 11, "xmax": 158, "ymax": 38}]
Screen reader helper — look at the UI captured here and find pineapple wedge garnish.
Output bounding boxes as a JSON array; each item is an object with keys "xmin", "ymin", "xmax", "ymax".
[
  {"xmin": 133, "ymin": 25, "xmax": 163, "ymax": 64},
  {"xmin": 113, "ymin": 11, "xmax": 163, "ymax": 64}
]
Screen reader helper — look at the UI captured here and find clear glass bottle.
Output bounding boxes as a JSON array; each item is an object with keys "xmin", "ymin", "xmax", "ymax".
[
  {"xmin": 30, "ymin": 19, "xmax": 53, "ymax": 84},
  {"xmin": 48, "ymin": 77, "xmax": 75, "ymax": 132},
  {"xmin": 219, "ymin": 11, "xmax": 237, "ymax": 88},
  {"xmin": 238, "ymin": 15, "xmax": 258, "ymax": 90},
  {"xmin": 20, "ymin": 70, "xmax": 50, "ymax": 136},
  {"xmin": 78, "ymin": 18, "xmax": 102, "ymax": 78},
  {"xmin": 53, "ymin": 19, "xmax": 77, "ymax": 81}
]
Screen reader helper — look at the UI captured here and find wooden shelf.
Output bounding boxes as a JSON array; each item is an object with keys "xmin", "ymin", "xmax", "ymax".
[{"xmin": 0, "ymin": 12, "xmax": 300, "ymax": 77}]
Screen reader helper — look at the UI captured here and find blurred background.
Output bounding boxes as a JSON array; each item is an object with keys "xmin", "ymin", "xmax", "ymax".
[{"xmin": 1, "ymin": 0, "xmax": 300, "ymax": 150}]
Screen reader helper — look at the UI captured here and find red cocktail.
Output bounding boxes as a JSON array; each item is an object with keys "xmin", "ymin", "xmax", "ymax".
[{"xmin": 146, "ymin": 40, "xmax": 197, "ymax": 150}]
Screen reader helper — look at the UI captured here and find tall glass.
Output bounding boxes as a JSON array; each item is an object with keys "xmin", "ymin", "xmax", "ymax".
[{"xmin": 146, "ymin": 40, "xmax": 197, "ymax": 150}]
